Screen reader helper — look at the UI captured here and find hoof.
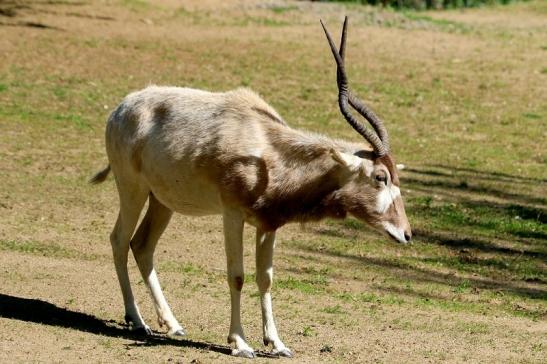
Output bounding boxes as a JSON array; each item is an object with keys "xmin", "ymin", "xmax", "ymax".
[
  {"xmin": 272, "ymin": 348, "xmax": 293, "ymax": 358},
  {"xmin": 168, "ymin": 329, "xmax": 186, "ymax": 337},
  {"xmin": 124, "ymin": 314, "xmax": 133, "ymax": 325},
  {"xmin": 133, "ymin": 325, "xmax": 153, "ymax": 336},
  {"xmin": 125, "ymin": 315, "xmax": 152, "ymax": 336},
  {"xmin": 232, "ymin": 349, "xmax": 256, "ymax": 359}
]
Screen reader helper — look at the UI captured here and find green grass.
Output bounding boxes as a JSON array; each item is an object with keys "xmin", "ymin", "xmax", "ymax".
[
  {"xmin": 159, "ymin": 261, "xmax": 204, "ymax": 275},
  {"xmin": 235, "ymin": 16, "xmax": 291, "ymax": 27},
  {"xmin": 522, "ymin": 112, "xmax": 542, "ymax": 120},
  {"xmin": 301, "ymin": 326, "xmax": 315, "ymax": 337},
  {"xmin": 411, "ymin": 200, "xmax": 546, "ymax": 239},
  {"xmin": 0, "ymin": 240, "xmax": 99, "ymax": 260},
  {"xmin": 276, "ymin": 275, "xmax": 328, "ymax": 294},
  {"xmin": 336, "ymin": 292, "xmax": 406, "ymax": 305},
  {"xmin": 0, "ymin": 103, "xmax": 93, "ymax": 131},
  {"xmin": 120, "ymin": 0, "xmax": 151, "ymax": 11},
  {"xmin": 455, "ymin": 321, "xmax": 490, "ymax": 334},
  {"xmin": 321, "ymin": 304, "xmax": 346, "ymax": 314},
  {"xmin": 270, "ymin": 5, "xmax": 298, "ymax": 14},
  {"xmin": 453, "ymin": 279, "xmax": 471, "ymax": 293},
  {"xmin": 402, "ymin": 12, "xmax": 472, "ymax": 33}
]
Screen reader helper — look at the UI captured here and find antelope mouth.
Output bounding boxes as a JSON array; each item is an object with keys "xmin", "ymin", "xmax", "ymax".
[
  {"xmin": 382, "ymin": 222, "xmax": 408, "ymax": 244},
  {"xmin": 386, "ymin": 231, "xmax": 401, "ymax": 243},
  {"xmin": 385, "ymin": 230, "xmax": 408, "ymax": 244}
]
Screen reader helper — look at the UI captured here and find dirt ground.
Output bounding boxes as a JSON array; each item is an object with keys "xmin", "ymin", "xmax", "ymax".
[{"xmin": 0, "ymin": 0, "xmax": 545, "ymax": 363}]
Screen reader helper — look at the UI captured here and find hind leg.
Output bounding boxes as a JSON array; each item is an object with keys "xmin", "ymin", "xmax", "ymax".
[
  {"xmin": 110, "ymin": 177, "xmax": 150, "ymax": 333},
  {"xmin": 131, "ymin": 193, "xmax": 184, "ymax": 336}
]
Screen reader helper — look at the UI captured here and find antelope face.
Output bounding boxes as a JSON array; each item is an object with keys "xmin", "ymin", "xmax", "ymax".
[
  {"xmin": 334, "ymin": 151, "xmax": 412, "ymax": 244},
  {"xmin": 368, "ymin": 158, "xmax": 411, "ymax": 244}
]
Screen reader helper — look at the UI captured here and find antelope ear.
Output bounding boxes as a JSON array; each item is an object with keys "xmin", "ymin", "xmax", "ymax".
[
  {"xmin": 330, "ymin": 148, "xmax": 362, "ymax": 172},
  {"xmin": 396, "ymin": 164, "xmax": 405, "ymax": 171}
]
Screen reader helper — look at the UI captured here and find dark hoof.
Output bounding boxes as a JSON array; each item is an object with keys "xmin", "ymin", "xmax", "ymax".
[
  {"xmin": 273, "ymin": 348, "xmax": 293, "ymax": 358},
  {"xmin": 133, "ymin": 326, "xmax": 152, "ymax": 336},
  {"xmin": 232, "ymin": 349, "xmax": 256, "ymax": 359},
  {"xmin": 124, "ymin": 314, "xmax": 133, "ymax": 325}
]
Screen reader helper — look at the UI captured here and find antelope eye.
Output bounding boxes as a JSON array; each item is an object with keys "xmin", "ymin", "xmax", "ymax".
[{"xmin": 375, "ymin": 172, "xmax": 387, "ymax": 184}]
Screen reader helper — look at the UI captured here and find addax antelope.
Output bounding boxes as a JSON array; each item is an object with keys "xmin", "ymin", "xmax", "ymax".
[{"xmin": 91, "ymin": 17, "xmax": 411, "ymax": 358}]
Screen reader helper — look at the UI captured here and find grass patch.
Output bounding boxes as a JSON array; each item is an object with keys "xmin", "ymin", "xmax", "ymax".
[
  {"xmin": 453, "ymin": 279, "xmax": 471, "ymax": 293},
  {"xmin": 455, "ymin": 321, "xmax": 490, "ymax": 334},
  {"xmin": 522, "ymin": 112, "xmax": 542, "ymax": 120},
  {"xmin": 415, "ymin": 296, "xmax": 484, "ymax": 313},
  {"xmin": 340, "ymin": 218, "xmax": 366, "ymax": 230},
  {"xmin": 0, "ymin": 240, "xmax": 98, "ymax": 260},
  {"xmin": 159, "ymin": 261, "xmax": 204, "ymax": 275},
  {"xmin": 276, "ymin": 275, "xmax": 328, "ymax": 294},
  {"xmin": 300, "ymin": 326, "xmax": 315, "ymax": 337},
  {"xmin": 120, "ymin": 0, "xmax": 151, "ymax": 11},
  {"xmin": 410, "ymin": 197, "xmax": 547, "ymax": 240},
  {"xmin": 402, "ymin": 12, "xmax": 472, "ymax": 33},
  {"xmin": 337, "ymin": 292, "xmax": 406, "ymax": 305},
  {"xmin": 321, "ymin": 304, "xmax": 346, "ymax": 314},
  {"xmin": 235, "ymin": 16, "xmax": 290, "ymax": 27},
  {"xmin": 53, "ymin": 113, "xmax": 91, "ymax": 130},
  {"xmin": 270, "ymin": 5, "xmax": 298, "ymax": 14}
]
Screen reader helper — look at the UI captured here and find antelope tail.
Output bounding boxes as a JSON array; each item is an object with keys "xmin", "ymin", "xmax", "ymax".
[{"xmin": 89, "ymin": 165, "xmax": 111, "ymax": 185}]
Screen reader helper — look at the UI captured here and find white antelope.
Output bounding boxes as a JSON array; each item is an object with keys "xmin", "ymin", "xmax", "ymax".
[{"xmin": 91, "ymin": 18, "xmax": 411, "ymax": 358}]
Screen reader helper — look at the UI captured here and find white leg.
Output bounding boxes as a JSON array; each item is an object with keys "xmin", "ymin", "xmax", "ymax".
[
  {"xmin": 110, "ymin": 182, "xmax": 150, "ymax": 333},
  {"xmin": 131, "ymin": 194, "xmax": 184, "ymax": 336},
  {"xmin": 145, "ymin": 270, "xmax": 184, "ymax": 335},
  {"xmin": 256, "ymin": 229, "xmax": 292, "ymax": 357},
  {"xmin": 223, "ymin": 208, "xmax": 255, "ymax": 358}
]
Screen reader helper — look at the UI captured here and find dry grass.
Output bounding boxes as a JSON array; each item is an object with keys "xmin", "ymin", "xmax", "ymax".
[{"xmin": 0, "ymin": 0, "xmax": 545, "ymax": 363}]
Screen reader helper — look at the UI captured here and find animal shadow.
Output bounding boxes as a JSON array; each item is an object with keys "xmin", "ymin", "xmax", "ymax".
[{"xmin": 0, "ymin": 293, "xmax": 277, "ymax": 358}]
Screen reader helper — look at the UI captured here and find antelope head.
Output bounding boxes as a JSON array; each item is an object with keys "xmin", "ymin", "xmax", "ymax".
[{"xmin": 322, "ymin": 17, "xmax": 412, "ymax": 244}]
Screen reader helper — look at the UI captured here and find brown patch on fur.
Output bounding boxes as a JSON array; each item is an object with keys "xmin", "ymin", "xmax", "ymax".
[
  {"xmin": 118, "ymin": 108, "xmax": 146, "ymax": 173},
  {"xmin": 130, "ymin": 139, "xmax": 145, "ymax": 172},
  {"xmin": 383, "ymin": 198, "xmax": 399, "ymax": 223},
  {"xmin": 221, "ymin": 156, "xmax": 269, "ymax": 206},
  {"xmin": 197, "ymin": 138, "xmax": 347, "ymax": 231},
  {"xmin": 198, "ymin": 128, "xmax": 351, "ymax": 231},
  {"xmin": 376, "ymin": 154, "xmax": 399, "ymax": 186},
  {"xmin": 252, "ymin": 106, "xmax": 286, "ymax": 125},
  {"xmin": 153, "ymin": 102, "xmax": 170, "ymax": 122},
  {"xmin": 125, "ymin": 108, "xmax": 140, "ymax": 125},
  {"xmin": 234, "ymin": 276, "xmax": 243, "ymax": 291},
  {"xmin": 247, "ymin": 155, "xmax": 348, "ymax": 231},
  {"xmin": 339, "ymin": 184, "xmax": 382, "ymax": 227}
]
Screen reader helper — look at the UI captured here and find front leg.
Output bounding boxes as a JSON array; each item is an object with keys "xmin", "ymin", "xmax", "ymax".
[
  {"xmin": 223, "ymin": 208, "xmax": 255, "ymax": 358},
  {"xmin": 256, "ymin": 229, "xmax": 292, "ymax": 357}
]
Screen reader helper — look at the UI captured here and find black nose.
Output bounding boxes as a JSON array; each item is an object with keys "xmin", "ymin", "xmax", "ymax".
[{"xmin": 404, "ymin": 231, "xmax": 412, "ymax": 242}]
